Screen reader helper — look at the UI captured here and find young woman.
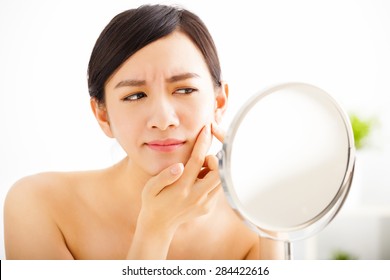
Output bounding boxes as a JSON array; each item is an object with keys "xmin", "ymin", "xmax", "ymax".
[{"xmin": 4, "ymin": 4, "xmax": 283, "ymax": 260}]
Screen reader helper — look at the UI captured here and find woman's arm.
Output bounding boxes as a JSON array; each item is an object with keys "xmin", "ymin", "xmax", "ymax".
[{"xmin": 4, "ymin": 176, "xmax": 74, "ymax": 260}]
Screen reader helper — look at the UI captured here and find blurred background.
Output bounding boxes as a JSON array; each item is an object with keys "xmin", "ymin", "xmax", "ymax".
[{"xmin": 1, "ymin": 0, "xmax": 389, "ymax": 259}]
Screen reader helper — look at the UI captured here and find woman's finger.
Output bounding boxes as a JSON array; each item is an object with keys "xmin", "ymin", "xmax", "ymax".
[
  {"xmin": 180, "ymin": 125, "xmax": 211, "ymax": 185},
  {"xmin": 198, "ymin": 155, "xmax": 219, "ymax": 179},
  {"xmin": 143, "ymin": 163, "xmax": 184, "ymax": 197},
  {"xmin": 211, "ymin": 121, "xmax": 225, "ymax": 143},
  {"xmin": 193, "ymin": 156, "xmax": 220, "ymax": 196}
]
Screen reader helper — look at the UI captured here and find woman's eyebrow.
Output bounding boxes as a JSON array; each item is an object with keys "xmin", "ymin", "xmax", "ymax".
[
  {"xmin": 166, "ymin": 72, "xmax": 200, "ymax": 83},
  {"xmin": 114, "ymin": 72, "xmax": 200, "ymax": 89},
  {"xmin": 115, "ymin": 79, "xmax": 146, "ymax": 89}
]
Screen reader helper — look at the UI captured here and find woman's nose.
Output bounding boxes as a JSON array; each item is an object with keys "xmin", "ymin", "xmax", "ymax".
[{"xmin": 146, "ymin": 96, "xmax": 179, "ymax": 130}]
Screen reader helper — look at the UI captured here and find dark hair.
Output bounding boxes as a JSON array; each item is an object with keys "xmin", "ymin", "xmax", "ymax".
[{"xmin": 87, "ymin": 4, "xmax": 222, "ymax": 104}]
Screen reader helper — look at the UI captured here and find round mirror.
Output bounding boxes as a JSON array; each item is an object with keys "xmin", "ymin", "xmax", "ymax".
[{"xmin": 218, "ymin": 82, "xmax": 355, "ymax": 258}]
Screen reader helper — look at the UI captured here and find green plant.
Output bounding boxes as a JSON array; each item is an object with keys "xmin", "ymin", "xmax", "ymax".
[
  {"xmin": 349, "ymin": 113, "xmax": 375, "ymax": 150},
  {"xmin": 332, "ymin": 249, "xmax": 358, "ymax": 260}
]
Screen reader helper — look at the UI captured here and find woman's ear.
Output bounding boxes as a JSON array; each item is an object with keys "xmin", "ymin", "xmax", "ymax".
[
  {"xmin": 214, "ymin": 81, "xmax": 229, "ymax": 124},
  {"xmin": 90, "ymin": 98, "xmax": 114, "ymax": 138}
]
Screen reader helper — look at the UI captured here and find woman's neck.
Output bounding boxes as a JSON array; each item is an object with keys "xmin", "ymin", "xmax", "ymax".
[{"xmin": 108, "ymin": 156, "xmax": 153, "ymax": 199}]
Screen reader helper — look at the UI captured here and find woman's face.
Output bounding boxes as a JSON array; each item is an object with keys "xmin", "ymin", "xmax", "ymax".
[{"xmin": 100, "ymin": 31, "xmax": 226, "ymax": 176}]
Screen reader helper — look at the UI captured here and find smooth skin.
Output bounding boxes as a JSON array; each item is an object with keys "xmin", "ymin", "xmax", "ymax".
[{"xmin": 4, "ymin": 31, "xmax": 284, "ymax": 260}]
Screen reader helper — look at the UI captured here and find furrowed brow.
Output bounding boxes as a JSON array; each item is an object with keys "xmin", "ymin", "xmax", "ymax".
[
  {"xmin": 166, "ymin": 72, "xmax": 200, "ymax": 83},
  {"xmin": 114, "ymin": 73, "xmax": 199, "ymax": 88}
]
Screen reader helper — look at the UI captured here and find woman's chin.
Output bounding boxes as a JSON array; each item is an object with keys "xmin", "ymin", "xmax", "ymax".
[
  {"xmin": 138, "ymin": 150, "xmax": 192, "ymax": 177},
  {"xmin": 145, "ymin": 158, "xmax": 188, "ymax": 177}
]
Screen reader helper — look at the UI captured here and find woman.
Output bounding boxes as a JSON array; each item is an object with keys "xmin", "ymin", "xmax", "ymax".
[{"xmin": 4, "ymin": 4, "xmax": 283, "ymax": 259}]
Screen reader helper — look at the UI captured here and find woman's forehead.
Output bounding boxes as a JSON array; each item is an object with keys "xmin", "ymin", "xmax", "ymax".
[{"xmin": 107, "ymin": 31, "xmax": 211, "ymax": 85}]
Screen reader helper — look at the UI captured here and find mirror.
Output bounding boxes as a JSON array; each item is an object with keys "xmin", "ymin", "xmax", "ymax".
[{"xmin": 218, "ymin": 82, "xmax": 355, "ymax": 259}]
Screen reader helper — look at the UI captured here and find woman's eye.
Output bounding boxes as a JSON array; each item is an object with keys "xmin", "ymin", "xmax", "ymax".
[
  {"xmin": 123, "ymin": 92, "xmax": 146, "ymax": 101},
  {"xmin": 175, "ymin": 88, "xmax": 197, "ymax": 95}
]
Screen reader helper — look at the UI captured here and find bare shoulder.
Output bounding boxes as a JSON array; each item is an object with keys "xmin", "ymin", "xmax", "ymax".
[
  {"xmin": 5, "ymin": 172, "xmax": 68, "ymax": 214},
  {"xmin": 3, "ymin": 171, "xmax": 100, "ymax": 259},
  {"xmin": 7, "ymin": 171, "xmax": 70, "ymax": 194},
  {"xmin": 5, "ymin": 171, "xmax": 89, "ymax": 210}
]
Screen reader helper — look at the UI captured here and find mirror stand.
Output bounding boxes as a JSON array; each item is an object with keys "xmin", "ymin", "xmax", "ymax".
[{"xmin": 284, "ymin": 241, "xmax": 292, "ymax": 260}]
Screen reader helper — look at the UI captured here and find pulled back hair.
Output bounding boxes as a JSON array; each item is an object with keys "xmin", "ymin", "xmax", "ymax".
[{"xmin": 88, "ymin": 4, "xmax": 222, "ymax": 104}]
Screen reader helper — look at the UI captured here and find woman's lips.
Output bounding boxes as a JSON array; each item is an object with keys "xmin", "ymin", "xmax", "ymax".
[{"xmin": 146, "ymin": 139, "xmax": 185, "ymax": 152}]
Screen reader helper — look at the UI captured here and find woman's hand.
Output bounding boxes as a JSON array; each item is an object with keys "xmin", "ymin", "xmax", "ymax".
[
  {"xmin": 140, "ymin": 125, "xmax": 221, "ymax": 230},
  {"xmin": 211, "ymin": 121, "xmax": 225, "ymax": 143},
  {"xmin": 127, "ymin": 125, "xmax": 222, "ymax": 259}
]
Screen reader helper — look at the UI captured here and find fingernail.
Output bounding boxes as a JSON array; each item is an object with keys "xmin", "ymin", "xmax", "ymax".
[
  {"xmin": 211, "ymin": 121, "xmax": 217, "ymax": 132},
  {"xmin": 204, "ymin": 125, "xmax": 211, "ymax": 135},
  {"xmin": 170, "ymin": 163, "xmax": 183, "ymax": 175}
]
